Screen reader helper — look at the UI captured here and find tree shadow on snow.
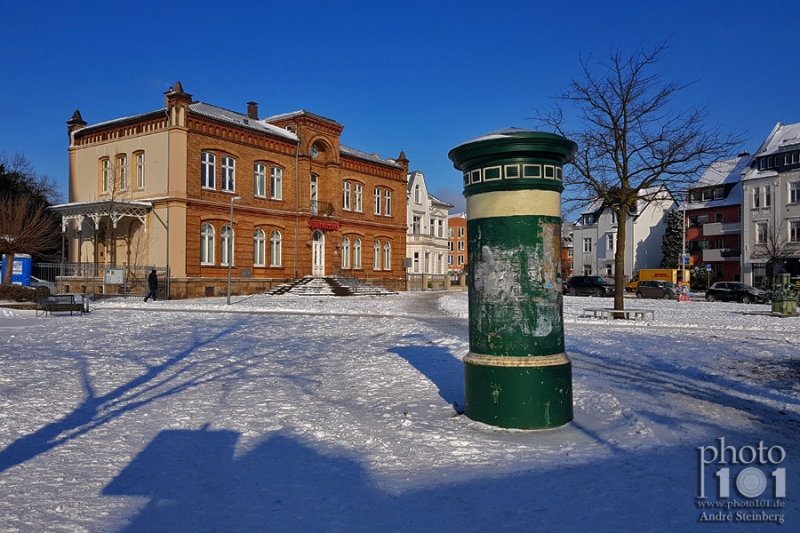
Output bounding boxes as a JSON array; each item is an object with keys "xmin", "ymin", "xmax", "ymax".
[
  {"xmin": 101, "ymin": 425, "xmax": 799, "ymax": 532},
  {"xmin": 0, "ymin": 322, "xmax": 251, "ymax": 474}
]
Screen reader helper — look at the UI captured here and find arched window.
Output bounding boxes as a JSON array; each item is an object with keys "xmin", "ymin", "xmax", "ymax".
[
  {"xmin": 414, "ymin": 183, "xmax": 421, "ymax": 204},
  {"xmin": 221, "ymin": 225, "xmax": 233, "ymax": 266},
  {"xmin": 201, "ymin": 223, "xmax": 215, "ymax": 265},
  {"xmin": 383, "ymin": 241, "xmax": 391, "ymax": 270},
  {"xmin": 373, "ymin": 240, "xmax": 381, "ymax": 270},
  {"xmin": 270, "ymin": 230, "xmax": 282, "ymax": 266},
  {"xmin": 101, "ymin": 158, "xmax": 112, "ymax": 192},
  {"xmin": 342, "ymin": 236, "xmax": 350, "ymax": 269},
  {"xmin": 353, "ymin": 238, "xmax": 362, "ymax": 269},
  {"xmin": 253, "ymin": 229, "xmax": 266, "ymax": 266}
]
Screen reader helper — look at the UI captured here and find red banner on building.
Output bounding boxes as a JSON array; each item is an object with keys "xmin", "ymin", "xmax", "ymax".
[{"xmin": 308, "ymin": 220, "xmax": 339, "ymax": 231}]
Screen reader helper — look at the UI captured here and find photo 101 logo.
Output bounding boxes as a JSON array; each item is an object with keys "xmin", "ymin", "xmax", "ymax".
[{"xmin": 697, "ymin": 437, "xmax": 786, "ymax": 525}]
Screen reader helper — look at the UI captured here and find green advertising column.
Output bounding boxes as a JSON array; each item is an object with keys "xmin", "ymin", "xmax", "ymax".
[{"xmin": 448, "ymin": 128, "xmax": 577, "ymax": 429}]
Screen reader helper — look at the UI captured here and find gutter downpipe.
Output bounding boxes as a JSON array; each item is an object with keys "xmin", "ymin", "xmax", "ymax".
[
  {"xmin": 294, "ymin": 134, "xmax": 300, "ymax": 280},
  {"xmin": 163, "ymin": 108, "xmax": 171, "ymax": 299}
]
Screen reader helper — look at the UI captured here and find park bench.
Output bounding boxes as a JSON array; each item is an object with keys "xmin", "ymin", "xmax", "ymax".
[
  {"xmin": 583, "ymin": 307, "xmax": 655, "ymax": 322},
  {"xmin": 36, "ymin": 294, "xmax": 87, "ymax": 317}
]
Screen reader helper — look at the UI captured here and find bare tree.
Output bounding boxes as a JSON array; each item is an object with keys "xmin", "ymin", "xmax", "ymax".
[
  {"xmin": 0, "ymin": 195, "xmax": 60, "ymax": 285},
  {"xmin": 534, "ymin": 42, "xmax": 743, "ymax": 311},
  {"xmin": 0, "ymin": 151, "xmax": 61, "ymax": 205},
  {"xmin": 756, "ymin": 220, "xmax": 796, "ymax": 287}
]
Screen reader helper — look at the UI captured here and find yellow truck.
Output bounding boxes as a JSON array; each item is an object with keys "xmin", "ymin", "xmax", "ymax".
[{"xmin": 625, "ymin": 269, "xmax": 690, "ymax": 292}]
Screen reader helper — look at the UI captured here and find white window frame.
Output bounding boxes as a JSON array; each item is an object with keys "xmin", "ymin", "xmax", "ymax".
[
  {"xmin": 201, "ymin": 152, "xmax": 216, "ymax": 189},
  {"xmin": 353, "ymin": 238, "xmax": 362, "ymax": 269},
  {"xmin": 342, "ymin": 236, "xmax": 350, "ymax": 269},
  {"xmin": 271, "ymin": 167, "xmax": 282, "ymax": 200},
  {"xmin": 101, "ymin": 159, "xmax": 111, "ymax": 193},
  {"xmin": 222, "ymin": 157, "xmax": 235, "ymax": 192},
  {"xmin": 373, "ymin": 240, "xmax": 381, "ymax": 270},
  {"xmin": 412, "ymin": 216, "xmax": 422, "ymax": 234},
  {"xmin": 790, "ymin": 220, "xmax": 800, "ymax": 243},
  {"xmin": 753, "ymin": 187, "xmax": 760, "ymax": 208},
  {"xmin": 118, "ymin": 155, "xmax": 128, "ymax": 191},
  {"xmin": 790, "ymin": 182, "xmax": 800, "ymax": 204},
  {"xmin": 384, "ymin": 189, "xmax": 392, "ymax": 216},
  {"xmin": 457, "ymin": 227, "xmax": 464, "ymax": 238},
  {"xmin": 457, "ymin": 241, "xmax": 464, "ymax": 252},
  {"xmin": 253, "ymin": 228, "xmax": 266, "ymax": 266},
  {"xmin": 374, "ymin": 188, "xmax": 381, "ymax": 215},
  {"xmin": 254, "ymin": 163, "xmax": 267, "ymax": 198},
  {"xmin": 201, "ymin": 223, "xmax": 215, "ymax": 265},
  {"xmin": 221, "ymin": 225, "xmax": 234, "ymax": 266},
  {"xmin": 583, "ymin": 238, "xmax": 592, "ymax": 253},
  {"xmin": 383, "ymin": 241, "xmax": 391, "ymax": 270},
  {"xmin": 755, "ymin": 222, "xmax": 768, "ymax": 245},
  {"xmin": 354, "ymin": 183, "xmax": 363, "ymax": 212},
  {"xmin": 136, "ymin": 152, "xmax": 145, "ymax": 189},
  {"xmin": 414, "ymin": 184, "xmax": 421, "ymax": 204},
  {"xmin": 270, "ymin": 230, "xmax": 282, "ymax": 266},
  {"xmin": 458, "ymin": 254, "xmax": 464, "ymax": 266},
  {"xmin": 343, "ymin": 181, "xmax": 351, "ymax": 211}
]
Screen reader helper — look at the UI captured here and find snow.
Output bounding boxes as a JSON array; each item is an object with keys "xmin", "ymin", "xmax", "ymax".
[{"xmin": 0, "ymin": 292, "xmax": 798, "ymax": 531}]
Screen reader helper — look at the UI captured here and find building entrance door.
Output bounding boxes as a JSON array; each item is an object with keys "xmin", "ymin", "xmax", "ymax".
[{"xmin": 312, "ymin": 230, "xmax": 325, "ymax": 277}]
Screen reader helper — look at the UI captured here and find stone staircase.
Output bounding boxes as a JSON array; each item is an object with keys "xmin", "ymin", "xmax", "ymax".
[{"xmin": 265, "ymin": 276, "xmax": 397, "ymax": 296}]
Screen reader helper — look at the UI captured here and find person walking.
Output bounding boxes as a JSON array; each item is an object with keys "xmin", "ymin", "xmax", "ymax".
[{"xmin": 144, "ymin": 269, "xmax": 159, "ymax": 302}]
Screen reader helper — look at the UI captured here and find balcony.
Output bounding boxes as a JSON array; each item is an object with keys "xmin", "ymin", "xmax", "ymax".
[
  {"xmin": 309, "ymin": 201, "xmax": 335, "ymax": 217},
  {"xmin": 703, "ymin": 248, "xmax": 741, "ymax": 262},
  {"xmin": 702, "ymin": 222, "xmax": 742, "ymax": 236}
]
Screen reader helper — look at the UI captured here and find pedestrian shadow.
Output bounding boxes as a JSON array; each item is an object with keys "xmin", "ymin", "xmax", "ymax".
[{"xmin": 389, "ymin": 345, "xmax": 464, "ymax": 407}]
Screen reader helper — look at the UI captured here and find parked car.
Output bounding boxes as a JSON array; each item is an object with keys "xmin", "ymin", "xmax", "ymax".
[
  {"xmin": 705, "ymin": 282, "xmax": 769, "ymax": 304},
  {"xmin": 30, "ymin": 276, "xmax": 56, "ymax": 294},
  {"xmin": 565, "ymin": 276, "xmax": 615, "ymax": 297},
  {"xmin": 635, "ymin": 280, "xmax": 679, "ymax": 300}
]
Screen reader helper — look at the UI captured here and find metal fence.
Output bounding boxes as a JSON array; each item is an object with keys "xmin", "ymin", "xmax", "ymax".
[
  {"xmin": 406, "ymin": 273, "xmax": 449, "ymax": 291},
  {"xmin": 33, "ymin": 263, "xmax": 170, "ymax": 299}
]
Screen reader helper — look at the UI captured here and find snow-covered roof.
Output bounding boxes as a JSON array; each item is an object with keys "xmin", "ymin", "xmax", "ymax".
[
  {"xmin": 692, "ymin": 155, "xmax": 750, "ymax": 188},
  {"xmin": 261, "ymin": 109, "xmax": 341, "ymax": 126},
  {"xmin": 578, "ymin": 186, "xmax": 674, "ymax": 220},
  {"xmin": 74, "ymin": 110, "xmax": 168, "ymax": 135},
  {"xmin": 428, "ymin": 192, "xmax": 454, "ymax": 209},
  {"xmin": 683, "ymin": 155, "xmax": 749, "ymax": 210},
  {"xmin": 340, "ymin": 145, "xmax": 402, "ymax": 169},
  {"xmin": 753, "ymin": 122, "xmax": 800, "ymax": 158},
  {"xmin": 189, "ymin": 102, "xmax": 299, "ymax": 141}
]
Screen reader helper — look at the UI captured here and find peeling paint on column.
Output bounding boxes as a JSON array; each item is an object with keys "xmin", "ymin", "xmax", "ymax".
[{"xmin": 468, "ymin": 217, "xmax": 563, "ymax": 356}]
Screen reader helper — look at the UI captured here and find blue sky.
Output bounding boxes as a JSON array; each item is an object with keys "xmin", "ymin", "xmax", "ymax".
[{"xmin": 2, "ymin": 0, "xmax": 799, "ymax": 215}]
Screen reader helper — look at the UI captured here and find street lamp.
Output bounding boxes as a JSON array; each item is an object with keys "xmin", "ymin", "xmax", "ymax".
[{"xmin": 227, "ymin": 196, "xmax": 242, "ymax": 305}]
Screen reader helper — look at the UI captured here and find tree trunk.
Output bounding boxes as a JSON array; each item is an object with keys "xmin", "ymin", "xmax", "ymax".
[
  {"xmin": 613, "ymin": 211, "xmax": 628, "ymax": 312},
  {"xmin": 2, "ymin": 253, "xmax": 15, "ymax": 285}
]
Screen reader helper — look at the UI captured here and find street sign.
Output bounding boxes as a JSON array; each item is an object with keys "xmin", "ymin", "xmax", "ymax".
[{"xmin": 706, "ymin": 264, "xmax": 712, "ymax": 271}]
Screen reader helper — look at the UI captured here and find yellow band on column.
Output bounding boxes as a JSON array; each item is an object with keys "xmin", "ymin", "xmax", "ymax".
[{"xmin": 466, "ymin": 189, "xmax": 561, "ymax": 220}]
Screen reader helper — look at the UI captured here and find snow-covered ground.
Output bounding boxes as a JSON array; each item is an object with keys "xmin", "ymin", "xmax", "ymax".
[{"xmin": 0, "ymin": 292, "xmax": 797, "ymax": 532}]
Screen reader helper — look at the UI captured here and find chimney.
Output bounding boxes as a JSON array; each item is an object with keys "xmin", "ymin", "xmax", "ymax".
[
  {"xmin": 738, "ymin": 151, "xmax": 750, "ymax": 158},
  {"xmin": 247, "ymin": 102, "xmax": 258, "ymax": 120}
]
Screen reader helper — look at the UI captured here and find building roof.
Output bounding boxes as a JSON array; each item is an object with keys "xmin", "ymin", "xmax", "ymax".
[
  {"xmin": 75, "ymin": 100, "xmax": 402, "ymax": 170},
  {"xmin": 578, "ymin": 186, "xmax": 674, "ymax": 222},
  {"xmin": 340, "ymin": 145, "xmax": 402, "ymax": 169},
  {"xmin": 684, "ymin": 155, "xmax": 749, "ymax": 210},
  {"xmin": 753, "ymin": 122, "xmax": 800, "ymax": 158},
  {"xmin": 189, "ymin": 102, "xmax": 299, "ymax": 141},
  {"xmin": 428, "ymin": 192, "xmax": 454, "ymax": 209}
]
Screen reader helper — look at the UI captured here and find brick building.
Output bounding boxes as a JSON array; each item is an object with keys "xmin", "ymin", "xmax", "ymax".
[
  {"xmin": 56, "ymin": 82, "xmax": 409, "ymax": 298},
  {"xmin": 447, "ymin": 212, "xmax": 467, "ymax": 283}
]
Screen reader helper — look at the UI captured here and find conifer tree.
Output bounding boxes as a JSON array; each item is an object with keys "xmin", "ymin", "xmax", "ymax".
[{"xmin": 660, "ymin": 209, "xmax": 684, "ymax": 268}]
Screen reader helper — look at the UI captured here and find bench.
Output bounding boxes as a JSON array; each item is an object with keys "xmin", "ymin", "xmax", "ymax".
[
  {"xmin": 583, "ymin": 307, "xmax": 655, "ymax": 322},
  {"xmin": 36, "ymin": 295, "xmax": 87, "ymax": 317}
]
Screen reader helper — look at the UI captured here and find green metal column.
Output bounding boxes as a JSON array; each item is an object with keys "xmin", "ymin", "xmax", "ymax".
[{"xmin": 448, "ymin": 128, "xmax": 577, "ymax": 429}]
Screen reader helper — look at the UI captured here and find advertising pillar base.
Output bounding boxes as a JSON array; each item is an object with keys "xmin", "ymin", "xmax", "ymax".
[{"xmin": 464, "ymin": 352, "xmax": 573, "ymax": 429}]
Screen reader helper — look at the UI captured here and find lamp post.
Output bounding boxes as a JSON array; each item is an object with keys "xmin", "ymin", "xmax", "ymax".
[{"xmin": 227, "ymin": 196, "xmax": 242, "ymax": 305}]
